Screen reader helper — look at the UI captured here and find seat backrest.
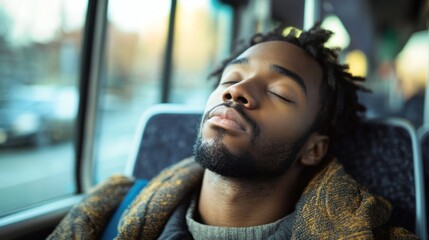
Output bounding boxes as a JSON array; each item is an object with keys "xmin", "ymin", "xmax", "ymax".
[
  {"xmin": 334, "ymin": 118, "xmax": 426, "ymax": 238},
  {"xmin": 126, "ymin": 105, "xmax": 427, "ymax": 239},
  {"xmin": 419, "ymin": 125, "xmax": 429, "ymax": 238},
  {"xmin": 126, "ymin": 104, "xmax": 203, "ymax": 179}
]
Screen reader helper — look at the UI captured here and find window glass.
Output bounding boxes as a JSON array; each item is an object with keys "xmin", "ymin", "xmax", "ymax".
[
  {"xmin": 0, "ymin": 0, "xmax": 87, "ymax": 216},
  {"xmin": 94, "ymin": 0, "xmax": 233, "ymax": 182},
  {"xmin": 170, "ymin": 0, "xmax": 233, "ymax": 104},
  {"xmin": 94, "ymin": 0, "xmax": 171, "ymax": 182}
]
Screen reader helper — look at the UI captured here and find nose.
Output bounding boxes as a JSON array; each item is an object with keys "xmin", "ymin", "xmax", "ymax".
[{"xmin": 222, "ymin": 81, "xmax": 258, "ymax": 108}]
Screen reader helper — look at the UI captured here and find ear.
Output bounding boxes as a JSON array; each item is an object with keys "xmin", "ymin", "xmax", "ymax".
[{"xmin": 300, "ymin": 133, "xmax": 329, "ymax": 166}]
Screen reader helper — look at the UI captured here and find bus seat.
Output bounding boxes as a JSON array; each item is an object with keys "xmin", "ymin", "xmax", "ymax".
[
  {"xmin": 125, "ymin": 105, "xmax": 427, "ymax": 238},
  {"xmin": 335, "ymin": 118, "xmax": 427, "ymax": 238},
  {"xmin": 418, "ymin": 125, "xmax": 429, "ymax": 238},
  {"xmin": 125, "ymin": 104, "xmax": 203, "ymax": 180}
]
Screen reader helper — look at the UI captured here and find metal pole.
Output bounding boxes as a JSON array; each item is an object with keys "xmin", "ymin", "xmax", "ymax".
[
  {"xmin": 77, "ymin": 0, "xmax": 108, "ymax": 192},
  {"xmin": 161, "ymin": 0, "xmax": 177, "ymax": 103},
  {"xmin": 424, "ymin": 22, "xmax": 429, "ymax": 126},
  {"xmin": 304, "ymin": 0, "xmax": 320, "ymax": 30}
]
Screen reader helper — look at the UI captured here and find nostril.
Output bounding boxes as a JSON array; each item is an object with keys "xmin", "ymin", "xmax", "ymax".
[
  {"xmin": 238, "ymin": 96, "xmax": 248, "ymax": 104},
  {"xmin": 225, "ymin": 93, "xmax": 232, "ymax": 100}
]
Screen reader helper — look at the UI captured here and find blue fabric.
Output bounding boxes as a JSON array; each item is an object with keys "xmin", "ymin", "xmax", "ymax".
[{"xmin": 101, "ymin": 179, "xmax": 149, "ymax": 240}]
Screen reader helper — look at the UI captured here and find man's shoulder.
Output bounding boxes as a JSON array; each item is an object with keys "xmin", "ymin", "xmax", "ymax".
[
  {"xmin": 47, "ymin": 175, "xmax": 135, "ymax": 239},
  {"xmin": 92, "ymin": 175, "xmax": 135, "ymax": 192},
  {"xmin": 304, "ymin": 158, "xmax": 392, "ymax": 215},
  {"xmin": 293, "ymin": 159, "xmax": 418, "ymax": 239}
]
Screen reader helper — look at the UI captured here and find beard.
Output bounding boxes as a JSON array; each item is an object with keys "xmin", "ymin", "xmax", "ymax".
[{"xmin": 193, "ymin": 103, "xmax": 311, "ymax": 180}]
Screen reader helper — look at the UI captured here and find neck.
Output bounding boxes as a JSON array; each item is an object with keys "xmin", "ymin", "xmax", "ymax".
[{"xmin": 196, "ymin": 163, "xmax": 305, "ymax": 227}]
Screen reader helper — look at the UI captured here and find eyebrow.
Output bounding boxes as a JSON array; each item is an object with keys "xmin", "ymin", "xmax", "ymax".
[
  {"xmin": 225, "ymin": 57, "xmax": 307, "ymax": 96},
  {"xmin": 226, "ymin": 57, "xmax": 249, "ymax": 67}
]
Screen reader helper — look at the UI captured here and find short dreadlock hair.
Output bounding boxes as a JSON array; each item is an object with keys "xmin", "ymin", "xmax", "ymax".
[{"xmin": 208, "ymin": 23, "xmax": 368, "ymax": 146}]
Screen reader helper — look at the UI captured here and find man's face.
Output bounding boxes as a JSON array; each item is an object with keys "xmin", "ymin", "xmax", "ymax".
[{"xmin": 194, "ymin": 41, "xmax": 323, "ymax": 180}]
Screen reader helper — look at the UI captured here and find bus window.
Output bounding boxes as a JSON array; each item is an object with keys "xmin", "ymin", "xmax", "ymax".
[
  {"xmin": 0, "ymin": 0, "xmax": 87, "ymax": 216},
  {"xmin": 92, "ymin": 0, "xmax": 171, "ymax": 182},
  {"xmin": 169, "ymin": 1, "xmax": 233, "ymax": 104},
  {"xmin": 93, "ymin": 0, "xmax": 233, "ymax": 183}
]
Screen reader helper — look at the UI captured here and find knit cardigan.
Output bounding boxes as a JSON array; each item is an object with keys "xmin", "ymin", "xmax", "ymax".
[{"xmin": 48, "ymin": 157, "xmax": 418, "ymax": 239}]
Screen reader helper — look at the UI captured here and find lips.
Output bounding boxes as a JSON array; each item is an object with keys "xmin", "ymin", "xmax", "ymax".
[{"xmin": 207, "ymin": 106, "xmax": 248, "ymax": 132}]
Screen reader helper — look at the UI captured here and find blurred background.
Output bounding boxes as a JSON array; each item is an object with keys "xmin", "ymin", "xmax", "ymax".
[{"xmin": 0, "ymin": 0, "xmax": 427, "ymax": 228}]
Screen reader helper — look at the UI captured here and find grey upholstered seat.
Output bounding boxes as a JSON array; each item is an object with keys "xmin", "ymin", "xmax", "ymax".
[
  {"xmin": 334, "ymin": 118, "xmax": 426, "ymax": 238},
  {"xmin": 126, "ymin": 104, "xmax": 203, "ymax": 180}
]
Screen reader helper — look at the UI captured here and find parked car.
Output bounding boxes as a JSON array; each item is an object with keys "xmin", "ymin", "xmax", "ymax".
[{"xmin": 0, "ymin": 85, "xmax": 77, "ymax": 147}]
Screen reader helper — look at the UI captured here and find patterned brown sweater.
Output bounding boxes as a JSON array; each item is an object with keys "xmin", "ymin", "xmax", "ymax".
[{"xmin": 48, "ymin": 157, "xmax": 418, "ymax": 239}]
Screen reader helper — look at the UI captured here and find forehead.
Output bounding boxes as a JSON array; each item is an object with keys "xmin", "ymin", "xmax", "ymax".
[{"xmin": 237, "ymin": 40, "xmax": 323, "ymax": 89}]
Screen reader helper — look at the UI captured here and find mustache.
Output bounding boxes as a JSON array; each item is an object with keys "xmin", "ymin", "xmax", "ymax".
[{"xmin": 203, "ymin": 101, "xmax": 260, "ymax": 137}]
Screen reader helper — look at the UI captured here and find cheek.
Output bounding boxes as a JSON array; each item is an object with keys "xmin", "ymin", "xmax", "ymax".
[{"xmin": 257, "ymin": 111, "xmax": 305, "ymax": 141}]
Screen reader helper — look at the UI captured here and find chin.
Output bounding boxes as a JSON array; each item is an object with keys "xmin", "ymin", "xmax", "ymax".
[
  {"xmin": 201, "ymin": 126, "xmax": 252, "ymax": 154},
  {"xmin": 193, "ymin": 135, "xmax": 288, "ymax": 180}
]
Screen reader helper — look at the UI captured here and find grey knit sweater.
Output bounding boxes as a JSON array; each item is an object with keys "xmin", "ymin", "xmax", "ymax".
[{"xmin": 158, "ymin": 193, "xmax": 295, "ymax": 240}]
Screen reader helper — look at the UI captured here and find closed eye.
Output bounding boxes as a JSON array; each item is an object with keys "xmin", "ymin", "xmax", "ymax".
[
  {"xmin": 268, "ymin": 91, "xmax": 295, "ymax": 103},
  {"xmin": 221, "ymin": 81, "xmax": 239, "ymax": 86}
]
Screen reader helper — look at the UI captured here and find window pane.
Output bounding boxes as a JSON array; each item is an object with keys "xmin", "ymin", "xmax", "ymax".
[
  {"xmin": 94, "ymin": 0, "xmax": 171, "ymax": 182},
  {"xmin": 170, "ymin": 0, "xmax": 233, "ymax": 104},
  {"xmin": 0, "ymin": 0, "xmax": 86, "ymax": 216},
  {"xmin": 94, "ymin": 0, "xmax": 233, "ymax": 183}
]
